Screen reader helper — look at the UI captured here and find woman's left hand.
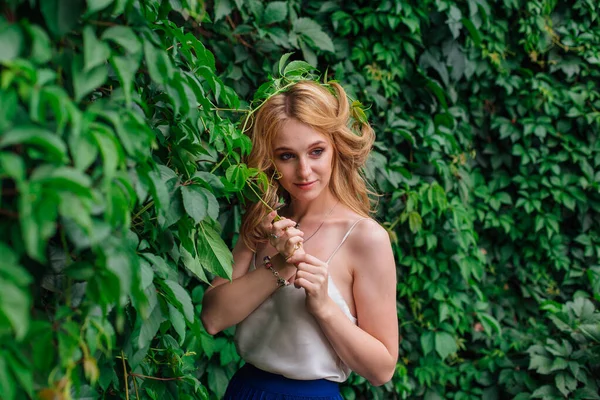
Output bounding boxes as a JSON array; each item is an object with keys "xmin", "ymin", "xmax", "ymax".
[{"xmin": 287, "ymin": 252, "xmax": 334, "ymax": 318}]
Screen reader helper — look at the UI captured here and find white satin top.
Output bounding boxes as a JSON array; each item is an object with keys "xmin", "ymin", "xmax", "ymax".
[{"xmin": 234, "ymin": 219, "xmax": 367, "ymax": 382}]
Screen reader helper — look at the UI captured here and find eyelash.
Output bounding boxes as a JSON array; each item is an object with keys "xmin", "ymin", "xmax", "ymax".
[{"xmin": 279, "ymin": 148, "xmax": 324, "ymax": 161}]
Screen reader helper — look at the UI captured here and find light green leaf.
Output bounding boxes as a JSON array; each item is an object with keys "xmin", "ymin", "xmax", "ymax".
[
  {"xmin": 197, "ymin": 221, "xmax": 233, "ymax": 280},
  {"xmin": 0, "ymin": 24, "xmax": 23, "ymax": 62},
  {"xmin": 0, "ymin": 152, "xmax": 25, "ymax": 182},
  {"xmin": 283, "ymin": 60, "xmax": 315, "ymax": 77},
  {"xmin": 92, "ymin": 127, "xmax": 120, "ymax": 180},
  {"xmin": 421, "ymin": 331, "xmax": 435, "ymax": 356},
  {"xmin": 138, "ymin": 302, "xmax": 166, "ymax": 349},
  {"xmin": 0, "ymin": 278, "xmax": 31, "ymax": 340},
  {"xmin": 83, "ymin": 26, "xmax": 110, "ymax": 71},
  {"xmin": 87, "ymin": 0, "xmax": 114, "ymax": 13},
  {"xmin": 0, "ymin": 126, "xmax": 67, "ymax": 162},
  {"xmin": 168, "ymin": 304, "xmax": 186, "ymax": 344},
  {"xmin": 101, "ymin": 26, "xmax": 142, "ymax": 54},
  {"xmin": 293, "ymin": 18, "xmax": 335, "ymax": 53},
  {"xmin": 72, "ymin": 57, "xmax": 108, "ymax": 101},
  {"xmin": 278, "ymin": 52, "xmax": 294, "ymax": 76},
  {"xmin": 110, "ymin": 55, "xmax": 139, "ymax": 107},
  {"xmin": 214, "ymin": 0, "xmax": 233, "ymax": 21},
  {"xmin": 181, "ymin": 185, "xmax": 208, "ymax": 224},
  {"xmin": 180, "ymin": 246, "xmax": 209, "ymax": 284},
  {"xmin": 263, "ymin": 2, "xmax": 288, "ymax": 24},
  {"xmin": 435, "ymin": 331, "xmax": 457, "ymax": 359},
  {"xmin": 143, "ymin": 39, "xmax": 174, "ymax": 86},
  {"xmin": 24, "ymin": 23, "xmax": 52, "ymax": 64},
  {"xmin": 164, "ymin": 280, "xmax": 194, "ymax": 323}
]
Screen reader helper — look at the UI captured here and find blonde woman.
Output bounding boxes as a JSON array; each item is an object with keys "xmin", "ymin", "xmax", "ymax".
[{"xmin": 201, "ymin": 81, "xmax": 398, "ymax": 399}]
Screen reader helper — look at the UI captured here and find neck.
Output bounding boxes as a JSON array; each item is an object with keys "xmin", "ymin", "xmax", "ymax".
[{"xmin": 287, "ymin": 190, "xmax": 338, "ymax": 222}]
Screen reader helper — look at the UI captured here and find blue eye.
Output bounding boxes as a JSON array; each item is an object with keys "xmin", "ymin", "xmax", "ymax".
[
  {"xmin": 279, "ymin": 153, "xmax": 294, "ymax": 161},
  {"xmin": 311, "ymin": 148, "xmax": 324, "ymax": 156}
]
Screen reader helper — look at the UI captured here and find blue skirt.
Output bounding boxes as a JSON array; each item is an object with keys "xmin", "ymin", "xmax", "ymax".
[{"xmin": 224, "ymin": 364, "xmax": 343, "ymax": 400}]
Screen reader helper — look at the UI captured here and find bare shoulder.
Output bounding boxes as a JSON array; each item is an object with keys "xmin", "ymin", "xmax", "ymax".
[
  {"xmin": 347, "ymin": 218, "xmax": 391, "ymax": 251},
  {"xmin": 345, "ymin": 217, "xmax": 394, "ymax": 275}
]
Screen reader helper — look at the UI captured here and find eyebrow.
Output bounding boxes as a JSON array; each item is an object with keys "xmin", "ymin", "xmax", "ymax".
[{"xmin": 274, "ymin": 140, "xmax": 327, "ymax": 152}]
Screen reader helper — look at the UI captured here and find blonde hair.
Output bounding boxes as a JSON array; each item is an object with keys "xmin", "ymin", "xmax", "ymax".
[{"xmin": 241, "ymin": 80, "xmax": 376, "ymax": 250}]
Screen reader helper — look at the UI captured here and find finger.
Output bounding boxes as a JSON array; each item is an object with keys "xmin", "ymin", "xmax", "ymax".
[
  {"xmin": 282, "ymin": 227, "xmax": 304, "ymax": 238},
  {"xmin": 295, "ymin": 268, "xmax": 327, "ymax": 285},
  {"xmin": 293, "ymin": 277, "xmax": 318, "ymax": 292},
  {"xmin": 295, "ymin": 262, "xmax": 323, "ymax": 275},
  {"xmin": 290, "ymin": 252, "xmax": 327, "ymax": 268},
  {"xmin": 273, "ymin": 218, "xmax": 298, "ymax": 232},
  {"xmin": 282, "ymin": 236, "xmax": 304, "ymax": 256}
]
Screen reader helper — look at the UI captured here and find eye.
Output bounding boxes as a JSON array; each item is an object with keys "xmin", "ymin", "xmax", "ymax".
[
  {"xmin": 311, "ymin": 148, "xmax": 324, "ymax": 157},
  {"xmin": 279, "ymin": 153, "xmax": 294, "ymax": 161}
]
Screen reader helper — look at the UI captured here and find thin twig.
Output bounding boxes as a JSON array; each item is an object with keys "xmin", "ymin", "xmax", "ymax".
[
  {"xmin": 129, "ymin": 373, "xmax": 183, "ymax": 381},
  {"xmin": 132, "ymin": 374, "xmax": 140, "ymax": 400},
  {"xmin": 89, "ymin": 20, "xmax": 118, "ymax": 27},
  {"xmin": 121, "ymin": 350, "xmax": 129, "ymax": 400}
]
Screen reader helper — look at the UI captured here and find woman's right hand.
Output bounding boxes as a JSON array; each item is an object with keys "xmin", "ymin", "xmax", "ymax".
[{"xmin": 262, "ymin": 211, "xmax": 304, "ymax": 260}]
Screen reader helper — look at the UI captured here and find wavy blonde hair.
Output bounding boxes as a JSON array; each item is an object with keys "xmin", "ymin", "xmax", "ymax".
[{"xmin": 241, "ymin": 80, "xmax": 376, "ymax": 251}]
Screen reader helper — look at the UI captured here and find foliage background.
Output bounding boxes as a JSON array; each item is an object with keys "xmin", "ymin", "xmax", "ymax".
[{"xmin": 1, "ymin": 0, "xmax": 600, "ymax": 399}]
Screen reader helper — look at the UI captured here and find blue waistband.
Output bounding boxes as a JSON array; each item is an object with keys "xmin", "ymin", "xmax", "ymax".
[{"xmin": 231, "ymin": 363, "xmax": 341, "ymax": 396}]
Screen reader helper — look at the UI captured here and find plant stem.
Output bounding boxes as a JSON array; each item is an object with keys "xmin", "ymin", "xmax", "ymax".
[
  {"xmin": 129, "ymin": 373, "xmax": 183, "ymax": 381},
  {"xmin": 121, "ymin": 350, "xmax": 129, "ymax": 400},
  {"xmin": 133, "ymin": 201, "xmax": 155, "ymax": 220},
  {"xmin": 240, "ymin": 81, "xmax": 297, "ymax": 134},
  {"xmin": 210, "ymin": 153, "xmax": 229, "ymax": 174}
]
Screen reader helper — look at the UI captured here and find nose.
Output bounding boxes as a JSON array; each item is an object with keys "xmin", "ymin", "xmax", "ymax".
[{"xmin": 297, "ymin": 156, "xmax": 311, "ymax": 179}]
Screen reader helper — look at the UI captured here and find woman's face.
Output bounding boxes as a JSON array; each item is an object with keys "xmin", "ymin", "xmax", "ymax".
[{"xmin": 271, "ymin": 119, "xmax": 334, "ymax": 203}]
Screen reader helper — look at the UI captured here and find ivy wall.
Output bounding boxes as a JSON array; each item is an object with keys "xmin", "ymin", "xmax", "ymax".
[{"xmin": 0, "ymin": 0, "xmax": 599, "ymax": 399}]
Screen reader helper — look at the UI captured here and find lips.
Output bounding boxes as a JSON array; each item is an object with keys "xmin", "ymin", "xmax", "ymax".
[{"xmin": 294, "ymin": 181, "xmax": 317, "ymax": 190}]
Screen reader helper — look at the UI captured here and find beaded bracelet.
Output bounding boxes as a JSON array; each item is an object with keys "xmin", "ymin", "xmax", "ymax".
[{"xmin": 263, "ymin": 255, "xmax": 290, "ymax": 287}]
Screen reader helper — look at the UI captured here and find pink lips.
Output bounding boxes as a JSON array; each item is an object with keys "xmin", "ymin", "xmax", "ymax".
[{"xmin": 295, "ymin": 181, "xmax": 317, "ymax": 190}]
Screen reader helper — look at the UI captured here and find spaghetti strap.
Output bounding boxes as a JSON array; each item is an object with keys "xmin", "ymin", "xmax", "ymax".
[{"xmin": 326, "ymin": 218, "xmax": 370, "ymax": 264}]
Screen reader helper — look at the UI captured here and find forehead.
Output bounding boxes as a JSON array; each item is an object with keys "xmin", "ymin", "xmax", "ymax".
[{"xmin": 273, "ymin": 119, "xmax": 329, "ymax": 150}]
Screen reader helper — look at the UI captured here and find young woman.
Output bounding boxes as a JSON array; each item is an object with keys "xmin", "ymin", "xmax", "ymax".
[{"xmin": 201, "ymin": 80, "xmax": 398, "ymax": 399}]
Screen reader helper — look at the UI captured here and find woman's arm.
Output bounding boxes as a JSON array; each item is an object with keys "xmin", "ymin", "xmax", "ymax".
[
  {"xmin": 289, "ymin": 220, "xmax": 398, "ymax": 386},
  {"xmin": 200, "ymin": 214, "xmax": 302, "ymax": 335}
]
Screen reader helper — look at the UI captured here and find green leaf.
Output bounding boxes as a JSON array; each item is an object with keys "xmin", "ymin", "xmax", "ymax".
[
  {"xmin": 87, "ymin": 0, "xmax": 114, "ymax": 14},
  {"xmin": 529, "ymin": 353, "xmax": 553, "ymax": 374},
  {"xmin": 0, "ymin": 277, "xmax": 31, "ymax": 340},
  {"xmin": 180, "ymin": 246, "xmax": 209, "ymax": 284},
  {"xmin": 0, "ymin": 24, "xmax": 23, "ymax": 62},
  {"xmin": 293, "ymin": 18, "xmax": 335, "ymax": 53},
  {"xmin": 163, "ymin": 279, "xmax": 194, "ymax": 323},
  {"xmin": 138, "ymin": 302, "xmax": 166, "ymax": 349},
  {"xmin": 0, "ymin": 152, "xmax": 25, "ymax": 182},
  {"xmin": 0, "ymin": 356, "xmax": 16, "ymax": 400},
  {"xmin": 92, "ymin": 127, "xmax": 120, "ymax": 180},
  {"xmin": 143, "ymin": 39, "xmax": 174, "ymax": 86},
  {"xmin": 207, "ymin": 364, "xmax": 229, "ymax": 399},
  {"xmin": 283, "ymin": 60, "xmax": 315, "ymax": 77},
  {"xmin": 197, "ymin": 221, "xmax": 233, "ymax": 280},
  {"xmin": 214, "ymin": 0, "xmax": 233, "ymax": 22},
  {"xmin": 24, "ymin": 24, "xmax": 52, "ymax": 64},
  {"xmin": 40, "ymin": 0, "xmax": 84, "ymax": 37},
  {"xmin": 263, "ymin": 1, "xmax": 288, "ymax": 24},
  {"xmin": 110, "ymin": 55, "xmax": 139, "ymax": 107},
  {"xmin": 435, "ymin": 331, "xmax": 457, "ymax": 359},
  {"xmin": 0, "ymin": 126, "xmax": 67, "ymax": 162},
  {"xmin": 168, "ymin": 304, "xmax": 186, "ymax": 344},
  {"xmin": 101, "ymin": 26, "xmax": 142, "ymax": 55},
  {"xmin": 72, "ymin": 56, "xmax": 108, "ymax": 101},
  {"xmin": 461, "ymin": 18, "xmax": 481, "ymax": 46},
  {"xmin": 421, "ymin": 331, "xmax": 435, "ymax": 355},
  {"xmin": 83, "ymin": 26, "xmax": 110, "ymax": 71},
  {"xmin": 181, "ymin": 185, "xmax": 208, "ymax": 224}
]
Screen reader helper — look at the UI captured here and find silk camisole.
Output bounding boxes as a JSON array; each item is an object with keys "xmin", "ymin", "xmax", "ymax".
[{"xmin": 234, "ymin": 219, "xmax": 367, "ymax": 382}]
